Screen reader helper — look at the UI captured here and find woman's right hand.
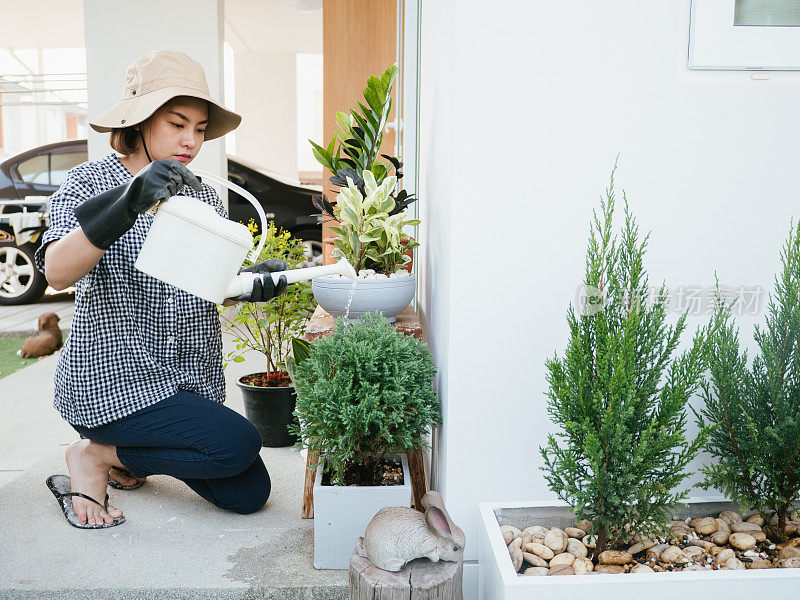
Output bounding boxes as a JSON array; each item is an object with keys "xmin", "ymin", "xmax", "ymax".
[
  {"xmin": 74, "ymin": 159, "xmax": 202, "ymax": 250},
  {"xmin": 127, "ymin": 159, "xmax": 202, "ymax": 213}
]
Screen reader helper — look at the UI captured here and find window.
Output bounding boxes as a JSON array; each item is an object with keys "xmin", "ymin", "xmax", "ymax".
[
  {"xmin": 16, "ymin": 155, "xmax": 49, "ymax": 185},
  {"xmin": 690, "ymin": 0, "xmax": 800, "ymax": 69},
  {"xmin": 735, "ymin": 0, "xmax": 800, "ymax": 27},
  {"xmin": 50, "ymin": 151, "xmax": 87, "ymax": 186}
]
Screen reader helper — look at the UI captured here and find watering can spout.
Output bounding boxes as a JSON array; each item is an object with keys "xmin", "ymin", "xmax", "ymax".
[{"xmin": 224, "ymin": 258, "xmax": 357, "ymax": 299}]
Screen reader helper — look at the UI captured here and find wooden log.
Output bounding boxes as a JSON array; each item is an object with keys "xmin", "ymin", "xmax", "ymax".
[
  {"xmin": 301, "ymin": 449, "xmax": 320, "ymax": 519},
  {"xmin": 349, "ymin": 550, "xmax": 463, "ymax": 600},
  {"xmin": 407, "ymin": 449, "xmax": 427, "ymax": 512}
]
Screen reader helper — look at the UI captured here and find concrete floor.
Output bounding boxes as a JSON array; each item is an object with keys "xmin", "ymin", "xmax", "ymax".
[{"xmin": 0, "ymin": 314, "xmax": 348, "ymax": 599}]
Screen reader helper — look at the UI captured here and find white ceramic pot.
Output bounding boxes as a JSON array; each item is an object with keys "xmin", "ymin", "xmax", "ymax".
[
  {"xmin": 478, "ymin": 498, "xmax": 800, "ymax": 600},
  {"xmin": 313, "ymin": 454, "xmax": 411, "ymax": 570},
  {"xmin": 311, "ymin": 274, "xmax": 416, "ymax": 323}
]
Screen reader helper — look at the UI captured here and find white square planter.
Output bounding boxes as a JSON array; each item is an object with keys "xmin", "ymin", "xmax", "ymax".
[
  {"xmin": 314, "ymin": 454, "xmax": 412, "ymax": 569},
  {"xmin": 478, "ymin": 498, "xmax": 800, "ymax": 600}
]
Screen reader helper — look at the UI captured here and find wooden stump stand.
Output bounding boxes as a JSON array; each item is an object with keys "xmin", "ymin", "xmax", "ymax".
[{"xmin": 349, "ymin": 551, "xmax": 463, "ymax": 600}]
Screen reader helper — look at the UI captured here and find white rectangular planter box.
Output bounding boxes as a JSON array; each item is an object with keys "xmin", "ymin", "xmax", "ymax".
[
  {"xmin": 479, "ymin": 498, "xmax": 800, "ymax": 600},
  {"xmin": 314, "ymin": 453, "xmax": 412, "ymax": 570}
]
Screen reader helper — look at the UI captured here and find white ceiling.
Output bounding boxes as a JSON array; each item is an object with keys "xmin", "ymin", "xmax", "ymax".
[
  {"xmin": 225, "ymin": 0, "xmax": 322, "ymax": 54},
  {"xmin": 0, "ymin": 0, "xmax": 322, "ymax": 54}
]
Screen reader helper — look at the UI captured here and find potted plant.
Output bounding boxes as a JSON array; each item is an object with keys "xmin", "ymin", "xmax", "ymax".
[
  {"xmin": 478, "ymin": 166, "xmax": 799, "ymax": 597},
  {"xmin": 289, "ymin": 313, "xmax": 441, "ymax": 569},
  {"xmin": 309, "ymin": 65, "xmax": 419, "ymax": 322},
  {"xmin": 220, "ymin": 221, "xmax": 316, "ymax": 447},
  {"xmin": 697, "ymin": 222, "xmax": 800, "ymax": 541}
]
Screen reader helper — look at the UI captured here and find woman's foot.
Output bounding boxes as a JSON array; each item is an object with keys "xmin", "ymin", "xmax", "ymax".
[
  {"xmin": 109, "ymin": 467, "xmax": 147, "ymax": 487},
  {"xmin": 65, "ymin": 440, "xmax": 124, "ymax": 526}
]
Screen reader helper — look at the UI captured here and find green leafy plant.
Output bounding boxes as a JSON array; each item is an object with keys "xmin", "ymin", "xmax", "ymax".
[
  {"xmin": 539, "ymin": 164, "xmax": 710, "ymax": 556},
  {"xmin": 290, "ymin": 313, "xmax": 441, "ymax": 485},
  {"xmin": 309, "ymin": 64, "xmax": 416, "ymax": 220},
  {"xmin": 328, "ymin": 171, "xmax": 419, "ymax": 274},
  {"xmin": 697, "ymin": 223, "xmax": 800, "ymax": 540},
  {"xmin": 220, "ymin": 222, "xmax": 317, "ymax": 383}
]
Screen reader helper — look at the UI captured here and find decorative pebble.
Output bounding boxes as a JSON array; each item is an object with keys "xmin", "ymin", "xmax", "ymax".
[
  {"xmin": 565, "ymin": 527, "xmax": 586, "ymax": 539},
  {"xmin": 693, "ymin": 517, "xmax": 718, "ymax": 535},
  {"xmin": 725, "ymin": 557, "xmax": 746, "ymax": 570},
  {"xmin": 709, "ymin": 531, "xmax": 730, "ymax": 546},
  {"xmin": 522, "ymin": 552, "xmax": 548, "ymax": 568},
  {"xmin": 501, "ymin": 525, "xmax": 520, "ymax": 544},
  {"xmin": 731, "ymin": 521, "xmax": 761, "ymax": 534},
  {"xmin": 646, "ymin": 544, "xmax": 669, "ymax": 561},
  {"xmin": 572, "ymin": 557, "xmax": 594, "ymax": 574},
  {"xmin": 719, "ymin": 510, "xmax": 743, "ymax": 525},
  {"xmin": 660, "ymin": 546, "xmax": 687, "ymax": 564},
  {"xmin": 778, "ymin": 547, "xmax": 800, "ymax": 560},
  {"xmin": 550, "ymin": 552, "xmax": 576, "ymax": 567},
  {"xmin": 729, "ymin": 532, "xmax": 757, "ymax": 551},
  {"xmin": 598, "ymin": 550, "xmax": 632, "ymax": 565},
  {"xmin": 508, "ymin": 537, "xmax": 523, "ymax": 571},
  {"xmin": 566, "ymin": 538, "xmax": 588, "ymax": 558},
  {"xmin": 548, "ymin": 564, "xmax": 575, "ymax": 576},
  {"xmin": 714, "ymin": 548, "xmax": 735, "ymax": 563},
  {"xmin": 781, "ymin": 557, "xmax": 800, "ymax": 569},
  {"xmin": 525, "ymin": 542, "xmax": 554, "ymax": 560},
  {"xmin": 544, "ymin": 528, "xmax": 569, "ymax": 554},
  {"xmin": 746, "ymin": 558, "xmax": 772, "ymax": 569},
  {"xmin": 522, "ymin": 566, "xmax": 549, "ymax": 576},
  {"xmin": 582, "ymin": 534, "xmax": 596, "ymax": 549},
  {"xmin": 746, "ymin": 514, "xmax": 766, "ymax": 527},
  {"xmin": 595, "ymin": 564, "xmax": 626, "ymax": 574},
  {"xmin": 630, "ymin": 564, "xmax": 654, "ymax": 573},
  {"xmin": 575, "ymin": 519, "xmax": 594, "ymax": 533}
]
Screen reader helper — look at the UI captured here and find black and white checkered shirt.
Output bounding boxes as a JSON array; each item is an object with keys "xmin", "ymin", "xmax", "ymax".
[{"xmin": 34, "ymin": 154, "xmax": 226, "ymax": 428}]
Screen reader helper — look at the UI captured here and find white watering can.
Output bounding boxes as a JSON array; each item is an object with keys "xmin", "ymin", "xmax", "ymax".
[{"xmin": 134, "ymin": 169, "xmax": 356, "ymax": 304}]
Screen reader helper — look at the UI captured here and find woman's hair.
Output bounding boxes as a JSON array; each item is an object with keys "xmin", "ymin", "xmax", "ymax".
[{"xmin": 109, "ymin": 126, "xmax": 140, "ymax": 155}]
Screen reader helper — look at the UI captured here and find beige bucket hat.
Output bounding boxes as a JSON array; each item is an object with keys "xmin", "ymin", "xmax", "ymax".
[{"xmin": 89, "ymin": 50, "xmax": 241, "ymax": 141}]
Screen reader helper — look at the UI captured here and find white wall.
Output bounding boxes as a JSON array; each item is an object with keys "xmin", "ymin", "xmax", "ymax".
[
  {"xmin": 83, "ymin": 0, "xmax": 226, "ymax": 185},
  {"xmin": 234, "ymin": 52, "xmax": 297, "ymax": 177},
  {"xmin": 416, "ymin": 0, "xmax": 800, "ymax": 594}
]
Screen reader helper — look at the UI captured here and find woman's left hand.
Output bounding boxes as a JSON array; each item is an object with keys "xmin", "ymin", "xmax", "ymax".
[{"xmin": 233, "ymin": 259, "xmax": 288, "ymax": 302}]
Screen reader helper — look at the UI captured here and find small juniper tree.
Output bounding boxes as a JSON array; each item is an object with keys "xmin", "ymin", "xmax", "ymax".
[
  {"xmin": 540, "ymin": 165, "xmax": 709, "ymax": 556},
  {"xmin": 697, "ymin": 223, "xmax": 800, "ymax": 540}
]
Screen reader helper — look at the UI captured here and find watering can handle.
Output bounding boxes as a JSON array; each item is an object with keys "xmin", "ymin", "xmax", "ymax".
[{"xmin": 191, "ymin": 169, "xmax": 267, "ymax": 263}]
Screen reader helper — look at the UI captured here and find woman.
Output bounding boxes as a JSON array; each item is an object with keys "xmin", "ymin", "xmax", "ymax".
[{"xmin": 37, "ymin": 50, "xmax": 287, "ymax": 529}]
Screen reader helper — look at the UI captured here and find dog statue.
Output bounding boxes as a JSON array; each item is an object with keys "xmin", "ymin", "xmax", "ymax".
[{"xmin": 19, "ymin": 312, "xmax": 63, "ymax": 358}]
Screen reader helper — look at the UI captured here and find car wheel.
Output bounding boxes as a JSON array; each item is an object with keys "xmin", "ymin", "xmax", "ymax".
[
  {"xmin": 0, "ymin": 241, "xmax": 48, "ymax": 305},
  {"xmin": 293, "ymin": 228, "xmax": 323, "ymax": 267}
]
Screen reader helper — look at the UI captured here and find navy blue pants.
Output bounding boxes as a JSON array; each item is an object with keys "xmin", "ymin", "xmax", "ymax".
[{"xmin": 72, "ymin": 390, "xmax": 270, "ymax": 514}]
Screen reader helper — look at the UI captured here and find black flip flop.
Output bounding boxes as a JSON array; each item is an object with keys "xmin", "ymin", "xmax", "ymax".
[
  {"xmin": 46, "ymin": 474, "xmax": 125, "ymax": 529},
  {"xmin": 108, "ymin": 466, "xmax": 146, "ymax": 490}
]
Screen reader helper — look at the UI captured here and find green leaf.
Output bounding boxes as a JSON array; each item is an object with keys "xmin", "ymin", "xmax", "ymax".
[
  {"xmin": 367, "ymin": 75, "xmax": 387, "ymax": 101},
  {"xmin": 379, "ymin": 65, "xmax": 399, "ymax": 95},
  {"xmin": 233, "ymin": 356, "xmax": 246, "ymax": 363},
  {"xmin": 292, "ymin": 337, "xmax": 312, "ymax": 364},
  {"xmin": 363, "ymin": 85, "xmax": 383, "ymax": 115}
]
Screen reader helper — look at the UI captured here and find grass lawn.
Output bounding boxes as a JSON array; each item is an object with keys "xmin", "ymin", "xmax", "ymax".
[{"xmin": 0, "ymin": 337, "xmax": 40, "ymax": 379}]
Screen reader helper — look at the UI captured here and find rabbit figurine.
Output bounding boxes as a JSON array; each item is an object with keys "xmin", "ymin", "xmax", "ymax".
[{"xmin": 355, "ymin": 490, "xmax": 466, "ymax": 572}]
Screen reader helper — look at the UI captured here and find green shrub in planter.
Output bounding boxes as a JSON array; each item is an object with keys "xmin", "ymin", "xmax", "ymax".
[
  {"xmin": 540, "ymin": 164, "xmax": 711, "ymax": 556},
  {"xmin": 291, "ymin": 313, "xmax": 441, "ymax": 485},
  {"xmin": 698, "ymin": 223, "xmax": 800, "ymax": 540}
]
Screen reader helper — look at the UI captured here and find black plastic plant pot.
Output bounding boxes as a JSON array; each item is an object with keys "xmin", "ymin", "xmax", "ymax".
[{"xmin": 237, "ymin": 376, "xmax": 299, "ymax": 447}]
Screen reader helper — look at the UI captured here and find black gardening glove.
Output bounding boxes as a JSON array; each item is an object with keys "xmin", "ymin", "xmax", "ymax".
[
  {"xmin": 74, "ymin": 159, "xmax": 202, "ymax": 250},
  {"xmin": 233, "ymin": 258, "xmax": 289, "ymax": 302}
]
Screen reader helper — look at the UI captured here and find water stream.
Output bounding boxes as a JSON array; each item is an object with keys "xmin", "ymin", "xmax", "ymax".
[{"xmin": 343, "ymin": 278, "xmax": 359, "ymax": 320}]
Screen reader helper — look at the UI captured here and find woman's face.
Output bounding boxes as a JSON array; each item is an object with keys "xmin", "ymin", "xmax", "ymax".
[{"xmin": 139, "ymin": 97, "xmax": 209, "ymax": 165}]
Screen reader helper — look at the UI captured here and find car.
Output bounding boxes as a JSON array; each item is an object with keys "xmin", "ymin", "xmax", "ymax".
[{"xmin": 0, "ymin": 140, "xmax": 322, "ymax": 305}]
